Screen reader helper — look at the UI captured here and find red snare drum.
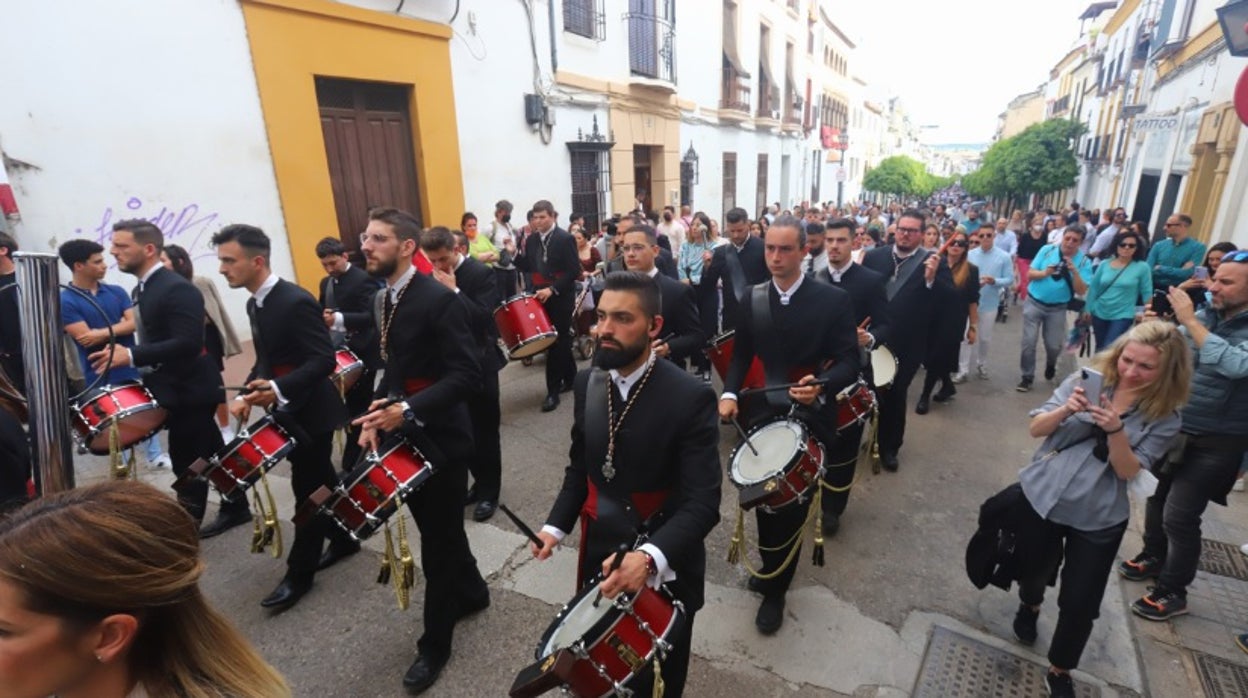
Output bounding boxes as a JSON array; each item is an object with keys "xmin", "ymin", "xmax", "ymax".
[
  {"xmin": 495, "ymin": 294, "xmax": 558, "ymax": 359},
  {"xmin": 728, "ymin": 417, "xmax": 825, "ymax": 512},
  {"xmin": 834, "ymin": 379, "xmax": 876, "ymax": 432},
  {"xmin": 70, "ymin": 381, "xmax": 168, "ymax": 455},
  {"xmin": 191, "ymin": 415, "xmax": 295, "ymax": 501},
  {"xmin": 313, "ymin": 437, "xmax": 435, "ymax": 539},
  {"xmin": 705, "ymin": 330, "xmax": 765, "ymax": 390},
  {"xmin": 536, "ymin": 577, "xmax": 685, "ymax": 698},
  {"xmin": 332, "ymin": 348, "xmax": 364, "ymax": 392}
]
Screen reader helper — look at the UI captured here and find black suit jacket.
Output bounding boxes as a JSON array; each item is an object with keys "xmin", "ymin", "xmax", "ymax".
[
  {"xmin": 725, "ymin": 280, "xmax": 860, "ymax": 433},
  {"xmin": 454, "ymin": 256, "xmax": 502, "ymax": 371},
  {"xmin": 516, "ymin": 227, "xmax": 581, "ymax": 297},
  {"xmin": 653, "ymin": 272, "xmax": 702, "ymax": 363},
  {"xmin": 860, "ymin": 245, "xmax": 952, "ymax": 360},
  {"xmin": 249, "ymin": 279, "xmax": 345, "ymax": 435},
  {"xmin": 546, "ymin": 359, "xmax": 722, "ymax": 611},
  {"xmin": 130, "ymin": 267, "xmax": 222, "ymax": 409},
  {"xmin": 699, "ymin": 237, "xmax": 769, "ymax": 330},
  {"xmin": 816, "ymin": 263, "xmax": 893, "ymax": 351},
  {"xmin": 374, "ymin": 272, "xmax": 481, "ymax": 463},
  {"xmin": 604, "ymin": 250, "xmax": 679, "ymax": 279},
  {"xmin": 319, "ymin": 264, "xmax": 382, "ymax": 367}
]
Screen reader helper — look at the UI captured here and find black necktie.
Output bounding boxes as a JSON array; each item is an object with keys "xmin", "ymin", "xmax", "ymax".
[
  {"xmin": 807, "ymin": 257, "xmax": 815, "ymax": 274},
  {"xmin": 247, "ymin": 298, "xmax": 272, "ymax": 378},
  {"xmin": 325, "ymin": 276, "xmax": 338, "ymax": 309}
]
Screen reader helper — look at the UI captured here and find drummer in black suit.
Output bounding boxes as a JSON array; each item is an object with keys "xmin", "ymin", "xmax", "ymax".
[
  {"xmin": 718, "ymin": 215, "xmax": 859, "ymax": 635},
  {"xmin": 514, "ymin": 199, "xmax": 581, "ymax": 412},
  {"xmin": 618, "ymin": 225, "xmax": 703, "ymax": 365},
  {"xmin": 91, "ymin": 220, "xmax": 229, "ymax": 527},
  {"xmin": 813, "ymin": 217, "xmax": 892, "ymax": 536},
  {"xmin": 316, "ymin": 236, "xmax": 382, "ymax": 471},
  {"xmin": 532, "ymin": 271, "xmax": 722, "ymax": 697},
  {"xmin": 420, "ymin": 227, "xmax": 504, "ymax": 523},
  {"xmin": 351, "ymin": 207, "xmax": 490, "ymax": 695},
  {"xmin": 698, "ymin": 207, "xmax": 768, "ymax": 335},
  {"xmin": 607, "ymin": 214, "xmax": 680, "ymax": 279},
  {"xmin": 213, "ymin": 224, "xmax": 356, "ymax": 612},
  {"xmin": 859, "ymin": 208, "xmax": 951, "ymax": 472}
]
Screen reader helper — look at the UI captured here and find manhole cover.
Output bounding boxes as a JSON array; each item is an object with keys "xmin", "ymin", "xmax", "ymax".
[
  {"xmin": 913, "ymin": 626, "xmax": 1099, "ymax": 698},
  {"xmin": 1193, "ymin": 650, "xmax": 1248, "ymax": 697},
  {"xmin": 1200, "ymin": 540, "xmax": 1248, "ymax": 581}
]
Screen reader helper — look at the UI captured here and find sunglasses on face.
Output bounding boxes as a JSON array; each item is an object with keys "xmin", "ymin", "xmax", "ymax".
[
  {"xmin": 1118, "ymin": 242, "xmax": 1137, "ymax": 249},
  {"xmin": 1223, "ymin": 250, "xmax": 1248, "ymax": 264},
  {"xmin": 949, "ymin": 240, "xmax": 968, "ymax": 248}
]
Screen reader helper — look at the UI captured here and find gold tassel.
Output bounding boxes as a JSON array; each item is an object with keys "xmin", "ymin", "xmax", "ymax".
[
  {"xmin": 396, "ymin": 511, "xmax": 414, "ymax": 611},
  {"xmin": 869, "ymin": 404, "xmax": 881, "ymax": 474},
  {"xmin": 726, "ymin": 507, "xmax": 744, "ymax": 564},
  {"xmin": 250, "ymin": 491, "xmax": 266, "ymax": 554},
  {"xmin": 652, "ymin": 655, "xmax": 664, "ymax": 698},
  {"xmin": 259, "ymin": 468, "xmax": 283, "ymax": 559},
  {"xmin": 811, "ymin": 485, "xmax": 825, "ymax": 567},
  {"xmin": 109, "ymin": 421, "xmax": 129, "ymax": 480},
  {"xmin": 377, "ymin": 521, "xmax": 396, "ymax": 589}
]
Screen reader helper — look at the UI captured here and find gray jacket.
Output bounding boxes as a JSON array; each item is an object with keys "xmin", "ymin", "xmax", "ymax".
[{"xmin": 1179, "ymin": 307, "xmax": 1248, "ymax": 435}]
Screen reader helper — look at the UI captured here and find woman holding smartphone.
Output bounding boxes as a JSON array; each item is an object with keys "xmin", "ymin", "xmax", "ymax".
[{"xmin": 1011, "ymin": 321, "xmax": 1188, "ymax": 697}]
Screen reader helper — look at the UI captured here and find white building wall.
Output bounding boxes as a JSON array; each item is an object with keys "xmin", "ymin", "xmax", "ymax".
[{"xmin": 1, "ymin": 0, "xmax": 289, "ymax": 339}]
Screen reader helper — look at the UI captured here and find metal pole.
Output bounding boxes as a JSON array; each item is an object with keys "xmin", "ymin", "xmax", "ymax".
[{"xmin": 13, "ymin": 252, "xmax": 74, "ymax": 494}]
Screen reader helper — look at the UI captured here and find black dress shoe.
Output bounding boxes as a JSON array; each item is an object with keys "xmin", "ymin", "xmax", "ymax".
[
  {"xmin": 199, "ymin": 509, "xmax": 253, "ymax": 539},
  {"xmin": 880, "ymin": 451, "xmax": 900, "ymax": 472},
  {"xmin": 755, "ymin": 594, "xmax": 785, "ymax": 635},
  {"xmin": 457, "ymin": 592, "xmax": 491, "ymax": 620},
  {"xmin": 747, "ymin": 576, "xmax": 765, "ymax": 594},
  {"xmin": 559, "ymin": 380, "xmax": 574, "ymax": 394},
  {"xmin": 472, "ymin": 500, "xmax": 497, "ymax": 522},
  {"xmin": 821, "ymin": 511, "xmax": 841, "ymax": 537},
  {"xmin": 914, "ymin": 396, "xmax": 931, "ymax": 415},
  {"xmin": 402, "ymin": 654, "xmax": 447, "ymax": 694},
  {"xmin": 317, "ymin": 540, "xmax": 361, "ymax": 571},
  {"xmin": 933, "ymin": 385, "xmax": 956, "ymax": 402},
  {"xmin": 260, "ymin": 576, "xmax": 312, "ymax": 612},
  {"xmin": 541, "ymin": 394, "xmax": 560, "ymax": 412},
  {"xmin": 463, "ymin": 486, "xmax": 479, "ymax": 506}
]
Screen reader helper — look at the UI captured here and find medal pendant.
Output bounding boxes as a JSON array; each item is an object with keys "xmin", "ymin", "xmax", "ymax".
[{"xmin": 602, "ymin": 457, "xmax": 616, "ymax": 481}]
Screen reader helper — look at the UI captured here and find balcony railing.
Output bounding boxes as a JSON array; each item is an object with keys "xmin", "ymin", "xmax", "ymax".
[
  {"xmin": 628, "ymin": 11, "xmax": 676, "ymax": 84},
  {"xmin": 783, "ymin": 91, "xmax": 802, "ymax": 127},
  {"xmin": 758, "ymin": 82, "xmax": 779, "ymax": 120},
  {"xmin": 721, "ymin": 66, "xmax": 751, "ymax": 112}
]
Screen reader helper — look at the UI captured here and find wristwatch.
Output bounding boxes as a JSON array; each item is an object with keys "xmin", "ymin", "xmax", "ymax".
[{"xmin": 401, "ymin": 405, "xmax": 416, "ymax": 423}]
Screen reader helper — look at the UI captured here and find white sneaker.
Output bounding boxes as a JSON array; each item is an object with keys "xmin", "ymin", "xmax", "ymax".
[
  {"xmin": 951, "ymin": 372, "xmax": 968, "ymax": 384},
  {"xmin": 151, "ymin": 453, "xmax": 172, "ymax": 469},
  {"xmin": 1235, "ymin": 478, "xmax": 1246, "ymax": 492}
]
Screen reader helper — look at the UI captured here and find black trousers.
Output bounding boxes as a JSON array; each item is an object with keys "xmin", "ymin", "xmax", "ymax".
[
  {"xmin": 167, "ymin": 403, "xmax": 224, "ymax": 524},
  {"xmin": 0, "ymin": 354, "xmax": 24, "ymax": 396},
  {"xmin": 822, "ymin": 420, "xmax": 864, "ymax": 518},
  {"xmin": 286, "ymin": 428, "xmax": 351, "ymax": 580},
  {"xmin": 626, "ymin": 609, "xmax": 694, "ymax": 697},
  {"xmin": 406, "ymin": 455, "xmax": 489, "ymax": 661},
  {"xmin": 1016, "ymin": 501, "xmax": 1127, "ymax": 671},
  {"xmin": 875, "ymin": 350, "xmax": 921, "ymax": 456},
  {"xmin": 466, "ymin": 367, "xmax": 502, "ymax": 500},
  {"xmin": 543, "ymin": 293, "xmax": 577, "ymax": 395},
  {"xmin": 340, "ymin": 368, "xmax": 376, "ymax": 472}
]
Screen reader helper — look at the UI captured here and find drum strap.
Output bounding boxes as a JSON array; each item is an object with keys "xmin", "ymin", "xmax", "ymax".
[
  {"xmin": 725, "ymin": 246, "xmax": 748, "ymax": 303},
  {"xmin": 584, "ymin": 368, "xmax": 609, "ymax": 466},
  {"xmin": 749, "ymin": 285, "xmax": 790, "ymax": 411}
]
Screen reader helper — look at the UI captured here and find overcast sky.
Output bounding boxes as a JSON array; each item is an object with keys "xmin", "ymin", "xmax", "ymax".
[{"xmin": 835, "ymin": 0, "xmax": 1097, "ymax": 145}]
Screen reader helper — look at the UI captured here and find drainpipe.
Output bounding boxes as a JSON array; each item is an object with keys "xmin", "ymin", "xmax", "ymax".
[{"xmin": 547, "ymin": 0, "xmax": 557, "ymax": 74}]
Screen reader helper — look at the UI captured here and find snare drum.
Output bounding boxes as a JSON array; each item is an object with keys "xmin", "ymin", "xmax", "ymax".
[
  {"xmin": 70, "ymin": 381, "xmax": 168, "ymax": 455},
  {"xmin": 536, "ymin": 578, "xmax": 685, "ymax": 698},
  {"xmin": 705, "ymin": 330, "xmax": 765, "ymax": 390},
  {"xmin": 495, "ymin": 294, "xmax": 558, "ymax": 359},
  {"xmin": 332, "ymin": 348, "xmax": 364, "ymax": 392},
  {"xmin": 834, "ymin": 379, "xmax": 876, "ymax": 431},
  {"xmin": 870, "ymin": 346, "xmax": 898, "ymax": 388},
  {"xmin": 312, "ymin": 436, "xmax": 435, "ymax": 539},
  {"xmin": 191, "ymin": 415, "xmax": 295, "ymax": 501},
  {"xmin": 727, "ymin": 418, "xmax": 825, "ymax": 511}
]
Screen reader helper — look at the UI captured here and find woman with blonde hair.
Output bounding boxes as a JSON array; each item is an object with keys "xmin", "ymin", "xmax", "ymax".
[
  {"xmin": 1010, "ymin": 320, "xmax": 1188, "ymax": 697},
  {"xmin": 0, "ymin": 480, "xmax": 290, "ymax": 698}
]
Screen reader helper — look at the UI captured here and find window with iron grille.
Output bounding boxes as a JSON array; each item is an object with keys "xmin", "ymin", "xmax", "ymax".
[
  {"xmin": 756, "ymin": 154, "xmax": 768, "ymax": 213},
  {"xmin": 569, "ymin": 150, "xmax": 610, "ymax": 232},
  {"xmin": 723, "ymin": 152, "xmax": 737, "ymax": 215},
  {"xmin": 564, "ymin": 0, "xmax": 605, "ymax": 40},
  {"xmin": 628, "ymin": 0, "xmax": 676, "ymax": 82},
  {"xmin": 680, "ymin": 160, "xmax": 695, "ymax": 207}
]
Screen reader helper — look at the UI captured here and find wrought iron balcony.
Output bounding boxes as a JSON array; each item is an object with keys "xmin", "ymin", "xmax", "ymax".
[
  {"xmin": 627, "ymin": 9, "xmax": 676, "ymax": 84},
  {"xmin": 721, "ymin": 65, "xmax": 751, "ymax": 112}
]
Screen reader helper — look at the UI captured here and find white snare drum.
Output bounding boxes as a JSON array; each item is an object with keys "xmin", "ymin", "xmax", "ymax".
[
  {"xmin": 727, "ymin": 418, "xmax": 825, "ymax": 511},
  {"xmin": 870, "ymin": 346, "xmax": 898, "ymax": 388}
]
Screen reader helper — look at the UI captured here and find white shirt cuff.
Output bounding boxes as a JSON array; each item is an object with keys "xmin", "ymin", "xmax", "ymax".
[
  {"xmin": 540, "ymin": 525, "xmax": 566, "ymax": 542},
  {"xmin": 638, "ymin": 542, "xmax": 676, "ymax": 588},
  {"xmin": 269, "ymin": 380, "xmax": 289, "ymax": 407},
  {"xmin": 925, "ymin": 279, "xmax": 934, "ymax": 289},
  {"xmin": 721, "ymin": 392, "xmax": 738, "ymax": 402},
  {"xmin": 331, "ymin": 312, "xmax": 346, "ymax": 333}
]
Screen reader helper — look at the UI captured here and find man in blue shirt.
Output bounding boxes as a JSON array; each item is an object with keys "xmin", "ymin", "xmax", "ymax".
[
  {"xmin": 58, "ymin": 239, "xmax": 168, "ymax": 466},
  {"xmin": 1147, "ymin": 213, "xmax": 1207, "ymax": 290},
  {"xmin": 959, "ymin": 224, "xmax": 1014, "ymax": 380},
  {"xmin": 1017, "ymin": 226, "xmax": 1093, "ymax": 392}
]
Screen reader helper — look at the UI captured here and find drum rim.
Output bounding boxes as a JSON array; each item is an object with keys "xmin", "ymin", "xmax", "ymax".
[
  {"xmin": 71, "ymin": 380, "xmax": 155, "ymax": 409},
  {"xmin": 331, "ymin": 436, "xmax": 434, "ymax": 529},
  {"xmin": 505, "ymin": 331, "xmax": 558, "ymax": 358},
  {"xmin": 728, "ymin": 418, "xmax": 806, "ymax": 485},
  {"xmin": 535, "ymin": 577, "xmax": 682, "ymax": 669},
  {"xmin": 494, "ymin": 292, "xmax": 541, "ymax": 313}
]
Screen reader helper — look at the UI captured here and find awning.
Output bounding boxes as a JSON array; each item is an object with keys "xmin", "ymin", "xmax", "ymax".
[
  {"xmin": 759, "ymin": 51, "xmax": 777, "ymax": 92},
  {"xmin": 722, "ymin": 9, "xmax": 750, "ymax": 77}
]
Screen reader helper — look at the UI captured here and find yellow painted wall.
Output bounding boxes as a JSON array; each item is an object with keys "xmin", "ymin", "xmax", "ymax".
[{"xmin": 239, "ymin": 0, "xmax": 463, "ymax": 288}]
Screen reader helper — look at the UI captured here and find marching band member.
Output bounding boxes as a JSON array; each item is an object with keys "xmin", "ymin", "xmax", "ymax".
[
  {"xmin": 698, "ymin": 207, "xmax": 768, "ymax": 335},
  {"xmin": 532, "ymin": 271, "xmax": 722, "ymax": 697},
  {"xmin": 718, "ymin": 215, "xmax": 859, "ymax": 635},
  {"xmin": 212, "ymin": 224, "xmax": 355, "ymax": 612},
  {"xmin": 618, "ymin": 224, "xmax": 703, "ymax": 365},
  {"xmin": 351, "ymin": 207, "xmax": 490, "ymax": 695},
  {"xmin": 420, "ymin": 227, "xmax": 504, "ymax": 522},
  {"xmin": 514, "ymin": 200, "xmax": 581, "ymax": 412},
  {"xmin": 90, "ymin": 220, "xmax": 228, "ymax": 528}
]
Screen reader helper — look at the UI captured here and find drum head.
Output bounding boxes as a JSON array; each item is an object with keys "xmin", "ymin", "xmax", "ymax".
[
  {"xmin": 871, "ymin": 347, "xmax": 897, "ymax": 386},
  {"xmin": 539, "ymin": 582, "xmax": 617, "ymax": 658},
  {"xmin": 730, "ymin": 420, "xmax": 803, "ymax": 485}
]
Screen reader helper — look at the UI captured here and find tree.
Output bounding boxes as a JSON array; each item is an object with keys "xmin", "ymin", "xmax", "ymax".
[
  {"xmin": 862, "ymin": 155, "xmax": 945, "ymax": 198},
  {"xmin": 963, "ymin": 118, "xmax": 1085, "ymax": 208}
]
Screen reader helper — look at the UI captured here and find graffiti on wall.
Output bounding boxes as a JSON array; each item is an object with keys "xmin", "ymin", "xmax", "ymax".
[{"xmin": 75, "ymin": 196, "xmax": 221, "ymax": 266}]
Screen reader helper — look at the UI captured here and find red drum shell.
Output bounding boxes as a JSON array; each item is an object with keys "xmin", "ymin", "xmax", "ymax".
[
  {"xmin": 705, "ymin": 331, "xmax": 765, "ymax": 390},
  {"xmin": 203, "ymin": 416, "xmax": 295, "ymax": 499},
  {"xmin": 495, "ymin": 294, "xmax": 558, "ymax": 359},
  {"xmin": 325, "ymin": 438, "xmax": 434, "ymax": 538},
  {"xmin": 834, "ymin": 380, "xmax": 876, "ymax": 432},
  {"xmin": 332, "ymin": 348, "xmax": 365, "ymax": 392},
  {"xmin": 71, "ymin": 382, "xmax": 167, "ymax": 455}
]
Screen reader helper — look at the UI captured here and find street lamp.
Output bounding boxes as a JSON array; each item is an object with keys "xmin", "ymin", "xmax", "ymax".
[
  {"xmin": 682, "ymin": 143, "xmax": 699, "ymax": 183},
  {"xmin": 1217, "ymin": 0, "xmax": 1248, "ymax": 56}
]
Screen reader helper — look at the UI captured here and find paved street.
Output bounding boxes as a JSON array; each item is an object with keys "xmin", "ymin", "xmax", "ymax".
[{"xmin": 71, "ymin": 312, "xmax": 1248, "ymax": 697}]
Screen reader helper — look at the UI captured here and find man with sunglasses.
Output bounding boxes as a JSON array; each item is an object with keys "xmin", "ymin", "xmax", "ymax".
[
  {"xmin": 1121, "ymin": 249, "xmax": 1248, "ymax": 621},
  {"xmin": 1147, "ymin": 214, "xmax": 1207, "ymax": 290}
]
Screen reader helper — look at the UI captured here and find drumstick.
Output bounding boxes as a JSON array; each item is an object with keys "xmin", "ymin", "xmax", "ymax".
[
  {"xmin": 498, "ymin": 503, "xmax": 544, "ymax": 548},
  {"xmin": 739, "ymin": 378, "xmax": 831, "ymax": 395},
  {"xmin": 729, "ymin": 417, "xmax": 759, "ymax": 457},
  {"xmin": 594, "ymin": 544, "xmax": 631, "ymax": 607},
  {"xmin": 224, "ymin": 385, "xmax": 273, "ymax": 394},
  {"xmin": 349, "ymin": 397, "xmax": 403, "ymax": 423},
  {"xmin": 858, "ymin": 316, "xmax": 871, "ymax": 330}
]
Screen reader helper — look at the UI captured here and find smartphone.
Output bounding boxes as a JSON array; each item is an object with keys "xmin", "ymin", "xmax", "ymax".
[
  {"xmin": 1080, "ymin": 367, "xmax": 1104, "ymax": 406},
  {"xmin": 1193, "ymin": 267, "xmax": 1209, "ymax": 282},
  {"xmin": 1151, "ymin": 288, "xmax": 1173, "ymax": 316}
]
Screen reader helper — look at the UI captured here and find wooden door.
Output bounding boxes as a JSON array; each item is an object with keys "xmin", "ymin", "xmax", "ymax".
[{"xmin": 317, "ymin": 77, "xmax": 422, "ymax": 255}]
